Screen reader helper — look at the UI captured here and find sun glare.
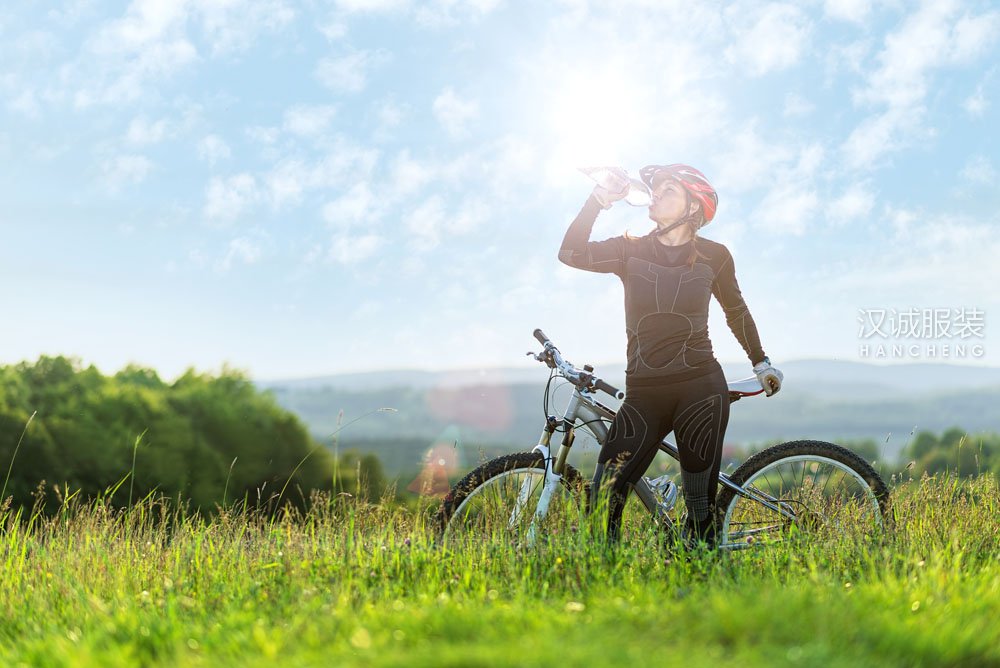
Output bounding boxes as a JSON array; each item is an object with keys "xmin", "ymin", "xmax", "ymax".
[{"xmin": 542, "ymin": 67, "xmax": 651, "ymax": 185}]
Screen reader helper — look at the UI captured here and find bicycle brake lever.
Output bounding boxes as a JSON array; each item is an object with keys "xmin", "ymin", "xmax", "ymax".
[{"xmin": 526, "ymin": 350, "xmax": 555, "ymax": 367}]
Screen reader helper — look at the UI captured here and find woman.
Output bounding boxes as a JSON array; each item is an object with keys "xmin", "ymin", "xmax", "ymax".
[{"xmin": 558, "ymin": 164, "xmax": 783, "ymax": 548}]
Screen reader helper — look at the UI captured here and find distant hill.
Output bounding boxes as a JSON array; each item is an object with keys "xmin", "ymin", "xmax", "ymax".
[
  {"xmin": 262, "ymin": 359, "xmax": 1000, "ymax": 396},
  {"xmin": 260, "ymin": 360, "xmax": 1000, "ymax": 476}
]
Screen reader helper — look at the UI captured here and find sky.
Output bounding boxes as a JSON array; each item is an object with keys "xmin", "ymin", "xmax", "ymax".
[{"xmin": 0, "ymin": 0, "xmax": 998, "ymax": 381}]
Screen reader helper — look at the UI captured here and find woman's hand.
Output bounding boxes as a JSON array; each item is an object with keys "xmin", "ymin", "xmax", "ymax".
[
  {"xmin": 591, "ymin": 184, "xmax": 629, "ymax": 209},
  {"xmin": 753, "ymin": 358, "xmax": 783, "ymax": 396}
]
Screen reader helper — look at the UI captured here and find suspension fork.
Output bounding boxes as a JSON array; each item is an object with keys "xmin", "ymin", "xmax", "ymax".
[
  {"xmin": 522, "ymin": 392, "xmax": 594, "ymax": 543},
  {"xmin": 524, "ymin": 415, "xmax": 571, "ymax": 544},
  {"xmin": 508, "ymin": 416, "xmax": 558, "ymax": 535}
]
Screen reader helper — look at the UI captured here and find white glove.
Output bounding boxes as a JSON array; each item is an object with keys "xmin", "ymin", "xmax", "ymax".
[
  {"xmin": 589, "ymin": 167, "xmax": 630, "ymax": 209},
  {"xmin": 753, "ymin": 357, "xmax": 783, "ymax": 396},
  {"xmin": 591, "ymin": 184, "xmax": 628, "ymax": 209}
]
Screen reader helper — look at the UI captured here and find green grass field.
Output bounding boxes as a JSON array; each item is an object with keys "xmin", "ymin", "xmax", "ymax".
[{"xmin": 1, "ymin": 474, "xmax": 998, "ymax": 667}]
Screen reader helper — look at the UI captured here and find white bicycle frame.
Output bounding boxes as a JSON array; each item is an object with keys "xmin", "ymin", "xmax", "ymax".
[{"xmin": 516, "ymin": 382, "xmax": 800, "ymax": 548}]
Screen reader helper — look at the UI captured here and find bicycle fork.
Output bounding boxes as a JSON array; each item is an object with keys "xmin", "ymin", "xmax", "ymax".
[{"xmin": 512, "ymin": 416, "xmax": 565, "ymax": 546}]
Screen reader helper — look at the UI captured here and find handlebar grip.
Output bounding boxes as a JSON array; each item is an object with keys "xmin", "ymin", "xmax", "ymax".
[
  {"xmin": 594, "ymin": 378, "xmax": 625, "ymax": 400},
  {"xmin": 533, "ymin": 329, "xmax": 551, "ymax": 346}
]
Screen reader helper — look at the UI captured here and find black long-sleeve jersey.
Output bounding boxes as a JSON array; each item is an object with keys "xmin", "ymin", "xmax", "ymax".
[{"xmin": 559, "ymin": 195, "xmax": 766, "ymax": 386}]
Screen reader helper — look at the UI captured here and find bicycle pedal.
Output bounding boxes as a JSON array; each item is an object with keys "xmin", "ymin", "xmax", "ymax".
[{"xmin": 660, "ymin": 480, "xmax": 678, "ymax": 511}]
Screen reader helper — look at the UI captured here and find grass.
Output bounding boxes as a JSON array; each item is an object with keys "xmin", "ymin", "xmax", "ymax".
[{"xmin": 0, "ymin": 473, "xmax": 998, "ymax": 667}]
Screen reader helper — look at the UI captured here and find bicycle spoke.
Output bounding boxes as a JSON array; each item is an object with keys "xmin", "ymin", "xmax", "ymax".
[
  {"xmin": 508, "ymin": 474, "xmax": 540, "ymax": 529},
  {"xmin": 721, "ymin": 449, "xmax": 886, "ymax": 549},
  {"xmin": 442, "ymin": 461, "xmax": 584, "ymax": 548}
]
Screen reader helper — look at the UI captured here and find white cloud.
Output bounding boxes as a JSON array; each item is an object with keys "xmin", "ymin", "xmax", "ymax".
[
  {"xmin": 75, "ymin": 9, "xmax": 198, "ymax": 108},
  {"xmin": 841, "ymin": 106, "xmax": 920, "ymax": 169},
  {"xmin": 720, "ymin": 137, "xmax": 827, "ymax": 235},
  {"xmin": 264, "ymin": 160, "xmax": 310, "ymax": 208},
  {"xmin": 724, "ymin": 2, "xmax": 811, "ymax": 77},
  {"xmin": 825, "ymin": 39, "xmax": 871, "ymax": 79},
  {"xmin": 196, "ymin": 0, "xmax": 295, "ymax": 55},
  {"xmin": 102, "ymin": 154, "xmax": 154, "ymax": 190},
  {"xmin": 405, "ymin": 195, "xmax": 447, "ymax": 251},
  {"xmin": 246, "ymin": 125, "xmax": 280, "ymax": 145},
  {"xmin": 126, "ymin": 116, "xmax": 170, "ymax": 145},
  {"xmin": 401, "ymin": 192, "xmax": 487, "ymax": 251},
  {"xmin": 831, "ymin": 213, "xmax": 1000, "ymax": 305},
  {"xmin": 963, "ymin": 82, "xmax": 989, "ymax": 117},
  {"xmin": 315, "ymin": 50, "xmax": 387, "ymax": 93},
  {"xmin": 216, "ymin": 235, "xmax": 264, "ymax": 272},
  {"xmin": 322, "ymin": 182, "xmax": 380, "ymax": 228},
  {"xmin": 855, "ymin": 4, "xmax": 998, "ymax": 110},
  {"xmin": 70, "ymin": 0, "xmax": 297, "ymax": 107},
  {"xmin": 47, "ymin": 1, "xmax": 99, "ymax": 26},
  {"xmin": 432, "ymin": 87, "xmax": 479, "ymax": 138},
  {"xmin": 329, "ymin": 0, "xmax": 501, "ymax": 26},
  {"xmin": 951, "ymin": 11, "xmax": 1000, "ymax": 63},
  {"xmin": 711, "ymin": 123, "xmax": 797, "ymax": 194},
  {"xmin": 328, "ymin": 233, "xmax": 382, "ymax": 264},
  {"xmin": 823, "ymin": 0, "xmax": 871, "ymax": 23},
  {"xmin": 328, "ymin": 0, "xmax": 502, "ymax": 27},
  {"xmin": 782, "ymin": 92, "xmax": 814, "ymax": 117},
  {"xmin": 91, "ymin": 0, "xmax": 190, "ymax": 54},
  {"xmin": 828, "ymin": 184, "xmax": 875, "ymax": 226},
  {"xmin": 959, "ymin": 155, "xmax": 996, "ymax": 186},
  {"xmin": 374, "ymin": 99, "xmax": 405, "ymax": 138},
  {"xmin": 318, "ymin": 20, "xmax": 348, "ymax": 41},
  {"xmin": 844, "ymin": 3, "xmax": 1000, "ymax": 167},
  {"xmin": 752, "ymin": 183, "xmax": 818, "ymax": 236},
  {"xmin": 334, "ymin": 0, "xmax": 410, "ymax": 11},
  {"xmin": 197, "ymin": 134, "xmax": 231, "ymax": 165},
  {"xmin": 7, "ymin": 90, "xmax": 40, "ymax": 118},
  {"xmin": 449, "ymin": 198, "xmax": 488, "ymax": 234},
  {"xmin": 414, "ymin": 0, "xmax": 504, "ymax": 26},
  {"xmin": 258, "ymin": 137, "xmax": 380, "ymax": 208},
  {"xmin": 203, "ymin": 173, "xmax": 259, "ymax": 221},
  {"xmin": 883, "ymin": 205, "xmax": 919, "ymax": 240},
  {"xmin": 283, "ymin": 104, "xmax": 338, "ymax": 136}
]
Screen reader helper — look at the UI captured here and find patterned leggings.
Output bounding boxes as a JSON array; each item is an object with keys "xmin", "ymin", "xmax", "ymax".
[{"xmin": 595, "ymin": 368, "xmax": 730, "ymax": 541}]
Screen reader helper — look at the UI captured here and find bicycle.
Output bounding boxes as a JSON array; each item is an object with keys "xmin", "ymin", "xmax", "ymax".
[{"xmin": 436, "ymin": 329, "xmax": 891, "ymax": 550}]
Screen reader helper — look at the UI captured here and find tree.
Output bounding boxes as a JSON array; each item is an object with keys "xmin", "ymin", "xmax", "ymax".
[{"xmin": 0, "ymin": 358, "xmax": 336, "ymax": 514}]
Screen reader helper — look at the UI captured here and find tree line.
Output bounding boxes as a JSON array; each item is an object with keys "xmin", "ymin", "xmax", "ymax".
[
  {"xmin": 1, "ymin": 356, "xmax": 993, "ymax": 515},
  {"xmin": 0, "ymin": 357, "xmax": 384, "ymax": 514},
  {"xmin": 725, "ymin": 428, "xmax": 1000, "ymax": 480}
]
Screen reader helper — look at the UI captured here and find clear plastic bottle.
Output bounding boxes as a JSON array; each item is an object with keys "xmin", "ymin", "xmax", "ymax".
[{"xmin": 578, "ymin": 166, "xmax": 652, "ymax": 207}]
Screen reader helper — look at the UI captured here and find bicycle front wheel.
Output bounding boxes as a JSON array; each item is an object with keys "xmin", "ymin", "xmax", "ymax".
[
  {"xmin": 435, "ymin": 452, "xmax": 587, "ymax": 548},
  {"xmin": 717, "ymin": 440, "xmax": 891, "ymax": 549}
]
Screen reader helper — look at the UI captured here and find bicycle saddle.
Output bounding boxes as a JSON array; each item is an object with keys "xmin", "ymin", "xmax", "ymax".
[{"xmin": 727, "ymin": 376, "xmax": 764, "ymax": 396}]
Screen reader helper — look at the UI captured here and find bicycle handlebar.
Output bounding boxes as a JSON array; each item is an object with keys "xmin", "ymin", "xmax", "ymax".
[
  {"xmin": 593, "ymin": 378, "xmax": 623, "ymax": 400},
  {"xmin": 530, "ymin": 329, "xmax": 625, "ymax": 401}
]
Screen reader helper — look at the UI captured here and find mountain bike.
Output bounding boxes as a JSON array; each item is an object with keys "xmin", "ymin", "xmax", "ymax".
[{"xmin": 436, "ymin": 329, "xmax": 891, "ymax": 550}]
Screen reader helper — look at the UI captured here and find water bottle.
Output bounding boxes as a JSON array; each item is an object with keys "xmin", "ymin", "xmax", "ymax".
[
  {"xmin": 578, "ymin": 166, "xmax": 652, "ymax": 207},
  {"xmin": 644, "ymin": 473, "xmax": 678, "ymax": 514}
]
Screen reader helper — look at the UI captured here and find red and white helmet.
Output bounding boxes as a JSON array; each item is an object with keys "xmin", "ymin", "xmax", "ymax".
[{"xmin": 640, "ymin": 164, "xmax": 718, "ymax": 225}]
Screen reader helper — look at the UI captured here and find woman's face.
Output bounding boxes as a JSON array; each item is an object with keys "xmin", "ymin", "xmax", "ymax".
[{"xmin": 648, "ymin": 177, "xmax": 694, "ymax": 226}]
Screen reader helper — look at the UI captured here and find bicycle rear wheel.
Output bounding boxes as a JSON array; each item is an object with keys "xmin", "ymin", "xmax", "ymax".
[
  {"xmin": 717, "ymin": 440, "xmax": 891, "ymax": 549},
  {"xmin": 435, "ymin": 452, "xmax": 587, "ymax": 548}
]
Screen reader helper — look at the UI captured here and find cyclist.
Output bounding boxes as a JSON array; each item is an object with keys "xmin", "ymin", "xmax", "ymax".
[{"xmin": 558, "ymin": 164, "xmax": 783, "ymax": 548}]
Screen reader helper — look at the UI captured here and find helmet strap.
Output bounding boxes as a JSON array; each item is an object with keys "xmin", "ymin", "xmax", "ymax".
[
  {"xmin": 654, "ymin": 219, "xmax": 689, "ymax": 237},
  {"xmin": 654, "ymin": 189, "xmax": 700, "ymax": 237}
]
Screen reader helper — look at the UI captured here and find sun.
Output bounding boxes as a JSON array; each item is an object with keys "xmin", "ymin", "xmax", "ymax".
[{"xmin": 541, "ymin": 65, "xmax": 652, "ymax": 182}]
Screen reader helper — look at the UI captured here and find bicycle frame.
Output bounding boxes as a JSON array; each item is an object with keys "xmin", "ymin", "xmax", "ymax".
[{"xmin": 521, "ymin": 383, "xmax": 798, "ymax": 544}]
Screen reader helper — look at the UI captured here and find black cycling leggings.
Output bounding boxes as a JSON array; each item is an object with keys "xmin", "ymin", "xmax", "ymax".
[{"xmin": 595, "ymin": 369, "xmax": 730, "ymax": 541}]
